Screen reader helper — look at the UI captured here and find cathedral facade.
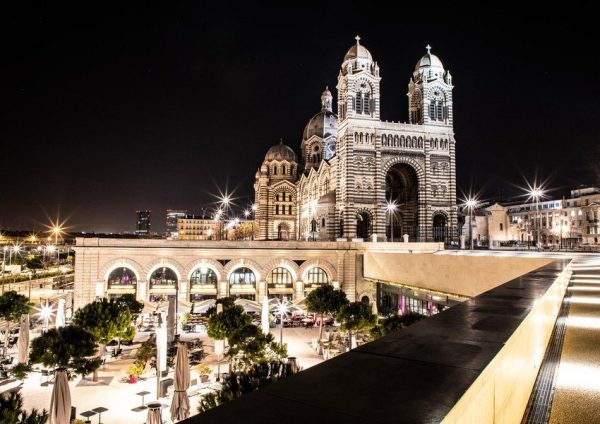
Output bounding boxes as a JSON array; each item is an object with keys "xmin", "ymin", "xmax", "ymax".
[{"xmin": 254, "ymin": 37, "xmax": 457, "ymax": 242}]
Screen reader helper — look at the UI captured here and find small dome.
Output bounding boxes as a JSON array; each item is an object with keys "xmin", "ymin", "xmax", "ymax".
[
  {"xmin": 415, "ymin": 45, "xmax": 445, "ymax": 73},
  {"xmin": 303, "ymin": 110, "xmax": 338, "ymax": 141},
  {"xmin": 265, "ymin": 141, "xmax": 297, "ymax": 162},
  {"xmin": 343, "ymin": 35, "xmax": 373, "ymax": 63},
  {"xmin": 320, "ymin": 87, "xmax": 333, "ymax": 111}
]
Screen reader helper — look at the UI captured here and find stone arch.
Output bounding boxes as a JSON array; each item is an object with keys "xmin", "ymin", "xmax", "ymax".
[
  {"xmin": 298, "ymin": 259, "xmax": 338, "ymax": 282},
  {"xmin": 145, "ymin": 258, "xmax": 185, "ymax": 282},
  {"xmin": 355, "ymin": 207, "xmax": 374, "ymax": 239},
  {"xmin": 100, "ymin": 258, "xmax": 144, "ymax": 282},
  {"xmin": 382, "ymin": 156, "xmax": 425, "ymax": 183},
  {"xmin": 358, "ymin": 291, "xmax": 375, "ymax": 305},
  {"xmin": 184, "ymin": 258, "xmax": 225, "ymax": 282},
  {"xmin": 262, "ymin": 258, "xmax": 300, "ymax": 281},
  {"xmin": 223, "ymin": 258, "xmax": 263, "ymax": 282}
]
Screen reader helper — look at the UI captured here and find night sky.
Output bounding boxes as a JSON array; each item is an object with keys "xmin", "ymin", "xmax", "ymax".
[{"xmin": 3, "ymin": 3, "xmax": 599, "ymax": 233}]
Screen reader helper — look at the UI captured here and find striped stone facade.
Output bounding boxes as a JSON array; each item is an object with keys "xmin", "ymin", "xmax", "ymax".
[{"xmin": 256, "ymin": 37, "xmax": 457, "ymax": 241}]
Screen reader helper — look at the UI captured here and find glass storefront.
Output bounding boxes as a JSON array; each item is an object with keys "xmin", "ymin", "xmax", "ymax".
[{"xmin": 376, "ymin": 282, "xmax": 458, "ymax": 317}]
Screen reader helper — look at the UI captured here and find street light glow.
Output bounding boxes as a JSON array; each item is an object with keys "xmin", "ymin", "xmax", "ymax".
[{"xmin": 386, "ymin": 201, "xmax": 397, "ymax": 212}]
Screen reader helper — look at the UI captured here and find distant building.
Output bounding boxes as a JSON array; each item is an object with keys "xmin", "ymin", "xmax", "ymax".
[
  {"xmin": 470, "ymin": 187, "xmax": 600, "ymax": 249},
  {"xmin": 165, "ymin": 209, "xmax": 187, "ymax": 239},
  {"xmin": 178, "ymin": 214, "xmax": 223, "ymax": 240},
  {"xmin": 135, "ymin": 210, "xmax": 151, "ymax": 236}
]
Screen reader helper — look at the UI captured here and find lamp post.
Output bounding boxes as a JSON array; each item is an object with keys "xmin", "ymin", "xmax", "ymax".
[
  {"xmin": 528, "ymin": 187, "xmax": 544, "ymax": 251},
  {"xmin": 464, "ymin": 198, "xmax": 478, "ymax": 250},
  {"xmin": 39, "ymin": 301, "xmax": 53, "ymax": 333},
  {"xmin": 386, "ymin": 202, "xmax": 397, "ymax": 242}
]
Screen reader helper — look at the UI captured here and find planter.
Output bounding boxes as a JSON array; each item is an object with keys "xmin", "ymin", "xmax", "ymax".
[{"xmin": 128, "ymin": 375, "xmax": 138, "ymax": 384}]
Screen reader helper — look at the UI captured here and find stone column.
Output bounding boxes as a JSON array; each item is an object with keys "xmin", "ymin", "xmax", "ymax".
[
  {"xmin": 295, "ymin": 280, "xmax": 304, "ymax": 300},
  {"xmin": 136, "ymin": 280, "xmax": 147, "ymax": 302},
  {"xmin": 258, "ymin": 281, "xmax": 266, "ymax": 299}
]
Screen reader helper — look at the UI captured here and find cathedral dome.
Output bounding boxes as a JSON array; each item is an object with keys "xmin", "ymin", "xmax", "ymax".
[
  {"xmin": 415, "ymin": 45, "xmax": 445, "ymax": 73},
  {"xmin": 344, "ymin": 40, "xmax": 373, "ymax": 62},
  {"xmin": 303, "ymin": 109, "xmax": 338, "ymax": 141},
  {"xmin": 264, "ymin": 141, "xmax": 297, "ymax": 162}
]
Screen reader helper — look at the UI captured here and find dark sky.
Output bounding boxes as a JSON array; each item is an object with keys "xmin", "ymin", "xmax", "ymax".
[{"xmin": 2, "ymin": 3, "xmax": 599, "ymax": 233}]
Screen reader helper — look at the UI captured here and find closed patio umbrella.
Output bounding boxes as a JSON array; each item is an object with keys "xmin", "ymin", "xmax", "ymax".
[
  {"xmin": 261, "ymin": 296, "xmax": 270, "ymax": 335},
  {"xmin": 170, "ymin": 342, "xmax": 191, "ymax": 422},
  {"xmin": 55, "ymin": 298, "xmax": 66, "ymax": 328},
  {"xmin": 17, "ymin": 314, "xmax": 29, "ymax": 364},
  {"xmin": 49, "ymin": 369, "xmax": 71, "ymax": 424},
  {"xmin": 146, "ymin": 403, "xmax": 163, "ymax": 424}
]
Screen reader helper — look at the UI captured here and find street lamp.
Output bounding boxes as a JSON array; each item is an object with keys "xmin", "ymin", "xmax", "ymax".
[
  {"xmin": 38, "ymin": 301, "xmax": 54, "ymax": 333},
  {"xmin": 386, "ymin": 201, "xmax": 397, "ymax": 242},
  {"xmin": 464, "ymin": 198, "xmax": 478, "ymax": 250},
  {"xmin": 527, "ymin": 186, "xmax": 544, "ymax": 250},
  {"xmin": 276, "ymin": 299, "xmax": 289, "ymax": 346}
]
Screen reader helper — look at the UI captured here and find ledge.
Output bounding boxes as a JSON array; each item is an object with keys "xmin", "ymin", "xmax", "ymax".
[{"xmin": 183, "ymin": 260, "xmax": 570, "ymax": 424}]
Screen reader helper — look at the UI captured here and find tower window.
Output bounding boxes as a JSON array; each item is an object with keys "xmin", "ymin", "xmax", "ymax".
[
  {"xmin": 364, "ymin": 92, "xmax": 370, "ymax": 114},
  {"xmin": 356, "ymin": 92, "xmax": 362, "ymax": 113}
]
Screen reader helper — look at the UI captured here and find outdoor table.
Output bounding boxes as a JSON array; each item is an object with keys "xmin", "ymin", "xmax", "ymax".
[
  {"xmin": 80, "ymin": 410, "xmax": 96, "ymax": 424},
  {"xmin": 91, "ymin": 407, "xmax": 108, "ymax": 424},
  {"xmin": 136, "ymin": 390, "xmax": 151, "ymax": 408}
]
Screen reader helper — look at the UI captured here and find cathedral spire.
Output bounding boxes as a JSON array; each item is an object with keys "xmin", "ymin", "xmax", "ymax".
[{"xmin": 321, "ymin": 86, "xmax": 333, "ymax": 111}]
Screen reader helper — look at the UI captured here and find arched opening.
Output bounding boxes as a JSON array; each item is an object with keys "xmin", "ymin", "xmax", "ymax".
[
  {"xmin": 432, "ymin": 213, "xmax": 448, "ymax": 242},
  {"xmin": 107, "ymin": 267, "xmax": 137, "ymax": 298},
  {"xmin": 278, "ymin": 223, "xmax": 290, "ymax": 240},
  {"xmin": 304, "ymin": 267, "xmax": 329, "ymax": 296},
  {"xmin": 149, "ymin": 267, "xmax": 178, "ymax": 302},
  {"xmin": 386, "ymin": 163, "xmax": 419, "ymax": 241},
  {"xmin": 356, "ymin": 211, "xmax": 371, "ymax": 240},
  {"xmin": 189, "ymin": 267, "xmax": 218, "ymax": 301},
  {"xmin": 108, "ymin": 267, "xmax": 137, "ymax": 288},
  {"xmin": 267, "ymin": 267, "xmax": 294, "ymax": 300},
  {"xmin": 229, "ymin": 267, "xmax": 256, "ymax": 301}
]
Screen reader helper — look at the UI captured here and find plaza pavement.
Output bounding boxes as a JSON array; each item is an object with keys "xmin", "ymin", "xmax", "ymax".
[{"xmin": 10, "ymin": 327, "xmax": 323, "ymax": 424}]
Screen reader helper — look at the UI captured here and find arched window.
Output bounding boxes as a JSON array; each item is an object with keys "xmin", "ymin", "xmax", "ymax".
[
  {"xmin": 356, "ymin": 92, "xmax": 362, "ymax": 113},
  {"xmin": 282, "ymin": 165, "xmax": 287, "ymax": 175},
  {"xmin": 363, "ymin": 92, "xmax": 370, "ymax": 114},
  {"xmin": 150, "ymin": 267, "xmax": 178, "ymax": 287},
  {"xmin": 267, "ymin": 267, "xmax": 293, "ymax": 287},
  {"xmin": 272, "ymin": 165, "xmax": 278, "ymax": 175},
  {"xmin": 229, "ymin": 267, "xmax": 256, "ymax": 286},
  {"xmin": 321, "ymin": 217, "xmax": 326, "ymax": 227},
  {"xmin": 306, "ymin": 267, "xmax": 329, "ymax": 285},
  {"xmin": 108, "ymin": 267, "xmax": 137, "ymax": 287},
  {"xmin": 190, "ymin": 268, "xmax": 217, "ymax": 286}
]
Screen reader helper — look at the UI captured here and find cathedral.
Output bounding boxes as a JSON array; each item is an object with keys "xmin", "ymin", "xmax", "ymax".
[{"xmin": 254, "ymin": 37, "xmax": 457, "ymax": 242}]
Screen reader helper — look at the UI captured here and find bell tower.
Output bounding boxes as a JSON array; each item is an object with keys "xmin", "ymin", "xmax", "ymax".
[{"xmin": 337, "ymin": 36, "xmax": 381, "ymax": 121}]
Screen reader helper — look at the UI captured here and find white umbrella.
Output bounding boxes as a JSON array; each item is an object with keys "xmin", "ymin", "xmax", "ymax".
[
  {"xmin": 156, "ymin": 312, "xmax": 168, "ymax": 375},
  {"xmin": 170, "ymin": 342, "xmax": 191, "ymax": 421},
  {"xmin": 167, "ymin": 299, "xmax": 175, "ymax": 343},
  {"xmin": 55, "ymin": 299, "xmax": 66, "ymax": 329},
  {"xmin": 49, "ymin": 369, "xmax": 71, "ymax": 424},
  {"xmin": 18, "ymin": 314, "xmax": 30, "ymax": 364},
  {"xmin": 371, "ymin": 300, "xmax": 378, "ymax": 316},
  {"xmin": 261, "ymin": 296, "xmax": 270, "ymax": 335}
]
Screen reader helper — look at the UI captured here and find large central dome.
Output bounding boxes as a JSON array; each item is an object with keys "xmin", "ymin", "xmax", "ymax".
[{"xmin": 264, "ymin": 141, "xmax": 297, "ymax": 162}]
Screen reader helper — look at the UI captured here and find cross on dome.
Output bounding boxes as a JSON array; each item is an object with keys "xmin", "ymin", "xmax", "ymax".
[
  {"xmin": 355, "ymin": 35, "xmax": 361, "ymax": 45},
  {"xmin": 426, "ymin": 44, "xmax": 432, "ymax": 54}
]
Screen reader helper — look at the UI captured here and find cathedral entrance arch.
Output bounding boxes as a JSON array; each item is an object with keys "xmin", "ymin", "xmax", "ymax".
[
  {"xmin": 386, "ymin": 163, "xmax": 419, "ymax": 240},
  {"xmin": 356, "ymin": 211, "xmax": 372, "ymax": 240},
  {"xmin": 432, "ymin": 213, "xmax": 448, "ymax": 242}
]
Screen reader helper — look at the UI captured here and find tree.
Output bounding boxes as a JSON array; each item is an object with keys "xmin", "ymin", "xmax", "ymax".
[
  {"xmin": 232, "ymin": 221, "xmax": 259, "ymax": 240},
  {"xmin": 198, "ymin": 359, "xmax": 298, "ymax": 413},
  {"xmin": 0, "ymin": 291, "xmax": 30, "ymax": 356},
  {"xmin": 305, "ymin": 285, "xmax": 349, "ymax": 341},
  {"xmin": 207, "ymin": 304, "xmax": 251, "ymax": 341},
  {"xmin": 29, "ymin": 325, "xmax": 101, "ymax": 376},
  {"xmin": 114, "ymin": 294, "xmax": 143, "ymax": 318},
  {"xmin": 207, "ymin": 304, "xmax": 285, "ymax": 370},
  {"xmin": 370, "ymin": 313, "xmax": 425, "ymax": 339},
  {"xmin": 337, "ymin": 301, "xmax": 377, "ymax": 350},
  {"xmin": 72, "ymin": 298, "xmax": 135, "ymax": 380},
  {"xmin": 73, "ymin": 298, "xmax": 135, "ymax": 351},
  {"xmin": 0, "ymin": 391, "xmax": 48, "ymax": 424},
  {"xmin": 205, "ymin": 297, "xmax": 236, "ymax": 318}
]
